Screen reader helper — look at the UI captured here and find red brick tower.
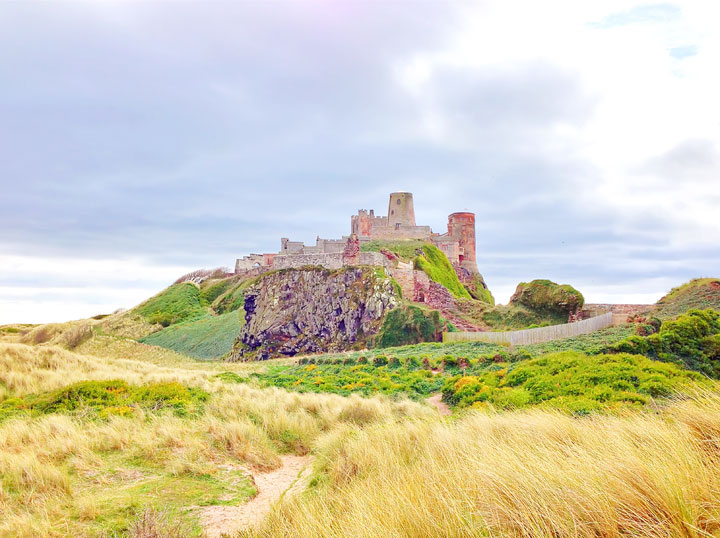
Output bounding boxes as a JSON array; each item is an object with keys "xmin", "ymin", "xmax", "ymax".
[{"xmin": 447, "ymin": 212, "xmax": 478, "ymax": 273}]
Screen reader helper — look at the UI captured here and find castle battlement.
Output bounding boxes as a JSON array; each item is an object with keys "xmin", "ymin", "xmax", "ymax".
[{"xmin": 235, "ymin": 193, "xmax": 478, "ymax": 274}]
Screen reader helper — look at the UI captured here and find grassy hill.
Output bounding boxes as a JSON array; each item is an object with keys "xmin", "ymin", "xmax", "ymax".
[
  {"xmin": 655, "ymin": 277, "xmax": 720, "ymax": 319},
  {"xmin": 139, "ymin": 310, "xmax": 244, "ymax": 360}
]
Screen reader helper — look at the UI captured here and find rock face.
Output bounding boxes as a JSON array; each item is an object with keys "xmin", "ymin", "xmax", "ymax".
[{"xmin": 231, "ymin": 266, "xmax": 399, "ymax": 360}]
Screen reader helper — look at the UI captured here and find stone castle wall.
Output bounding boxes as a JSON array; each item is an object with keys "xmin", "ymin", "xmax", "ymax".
[{"xmin": 271, "ymin": 251, "xmax": 392, "ymax": 271}]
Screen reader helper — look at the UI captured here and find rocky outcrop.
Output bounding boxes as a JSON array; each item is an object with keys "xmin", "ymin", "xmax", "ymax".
[
  {"xmin": 230, "ymin": 266, "xmax": 399, "ymax": 360},
  {"xmin": 509, "ymin": 279, "xmax": 584, "ymax": 320}
]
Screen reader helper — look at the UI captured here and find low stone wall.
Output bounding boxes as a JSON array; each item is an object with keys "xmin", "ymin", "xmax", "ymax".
[
  {"xmin": 443, "ymin": 312, "xmax": 615, "ymax": 346},
  {"xmin": 271, "ymin": 251, "xmax": 391, "ymax": 271}
]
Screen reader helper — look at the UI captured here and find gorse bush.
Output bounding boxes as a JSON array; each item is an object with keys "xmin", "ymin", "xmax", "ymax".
[
  {"xmin": 441, "ymin": 351, "xmax": 704, "ymax": 414},
  {"xmin": 222, "ymin": 363, "xmax": 446, "ymax": 400},
  {"xmin": 607, "ymin": 308, "xmax": 720, "ymax": 376},
  {"xmin": 0, "ymin": 379, "xmax": 209, "ymax": 421}
]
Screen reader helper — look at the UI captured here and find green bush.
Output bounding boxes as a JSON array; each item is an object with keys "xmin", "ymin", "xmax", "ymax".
[
  {"xmin": 508, "ymin": 279, "xmax": 584, "ymax": 319},
  {"xmin": 234, "ymin": 363, "xmax": 445, "ymax": 400},
  {"xmin": 606, "ymin": 309, "xmax": 720, "ymax": 377},
  {"xmin": 0, "ymin": 380, "xmax": 208, "ymax": 421},
  {"xmin": 441, "ymin": 351, "xmax": 703, "ymax": 413},
  {"xmin": 375, "ymin": 305, "xmax": 445, "ymax": 348}
]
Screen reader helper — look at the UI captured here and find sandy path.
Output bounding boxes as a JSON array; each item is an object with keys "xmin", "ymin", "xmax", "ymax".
[
  {"xmin": 427, "ymin": 393, "xmax": 452, "ymax": 416},
  {"xmin": 200, "ymin": 455, "xmax": 313, "ymax": 537}
]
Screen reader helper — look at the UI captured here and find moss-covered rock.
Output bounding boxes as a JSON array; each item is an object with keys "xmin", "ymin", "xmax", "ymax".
[
  {"xmin": 373, "ymin": 305, "xmax": 448, "ymax": 348},
  {"xmin": 509, "ymin": 279, "xmax": 584, "ymax": 320}
]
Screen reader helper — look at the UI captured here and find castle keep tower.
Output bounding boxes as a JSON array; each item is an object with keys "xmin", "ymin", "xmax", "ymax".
[
  {"xmin": 447, "ymin": 212, "xmax": 478, "ymax": 273},
  {"xmin": 387, "ymin": 192, "xmax": 416, "ymax": 229}
]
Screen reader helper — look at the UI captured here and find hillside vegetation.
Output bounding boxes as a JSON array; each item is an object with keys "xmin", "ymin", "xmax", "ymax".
[
  {"xmin": 140, "ymin": 310, "xmax": 243, "ymax": 360},
  {"xmin": 414, "ymin": 244, "xmax": 471, "ymax": 299},
  {"xmin": 654, "ymin": 277, "xmax": 720, "ymax": 319},
  {"xmin": 3, "ymin": 283, "xmax": 720, "ymax": 537}
]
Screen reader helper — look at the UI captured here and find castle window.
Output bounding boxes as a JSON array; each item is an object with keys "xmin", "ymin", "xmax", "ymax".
[{"xmin": 396, "ymin": 199, "xmax": 401, "ymax": 205}]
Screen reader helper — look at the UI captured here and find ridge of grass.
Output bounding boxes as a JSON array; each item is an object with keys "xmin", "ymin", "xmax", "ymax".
[
  {"xmin": 414, "ymin": 244, "xmax": 471, "ymax": 299},
  {"xmin": 139, "ymin": 310, "xmax": 244, "ymax": 360}
]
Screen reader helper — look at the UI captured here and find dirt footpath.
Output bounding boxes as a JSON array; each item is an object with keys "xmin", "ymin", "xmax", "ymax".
[
  {"xmin": 201, "ymin": 455, "xmax": 313, "ymax": 537},
  {"xmin": 427, "ymin": 393, "xmax": 452, "ymax": 416}
]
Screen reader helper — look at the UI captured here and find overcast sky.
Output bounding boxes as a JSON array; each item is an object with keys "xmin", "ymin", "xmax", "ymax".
[{"xmin": 1, "ymin": 0, "xmax": 719, "ymax": 324}]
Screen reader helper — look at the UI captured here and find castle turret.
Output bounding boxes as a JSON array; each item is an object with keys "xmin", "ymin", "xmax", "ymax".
[
  {"xmin": 387, "ymin": 192, "xmax": 416, "ymax": 229},
  {"xmin": 447, "ymin": 212, "xmax": 478, "ymax": 273}
]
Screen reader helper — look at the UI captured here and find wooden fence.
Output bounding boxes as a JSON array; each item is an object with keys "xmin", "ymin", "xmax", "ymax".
[{"xmin": 442, "ymin": 312, "xmax": 615, "ymax": 346}]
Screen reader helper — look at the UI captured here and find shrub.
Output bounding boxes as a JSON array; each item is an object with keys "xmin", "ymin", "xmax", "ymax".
[
  {"xmin": 607, "ymin": 309, "xmax": 720, "ymax": 377},
  {"xmin": 62, "ymin": 323, "xmax": 93, "ymax": 349},
  {"xmin": 441, "ymin": 351, "xmax": 703, "ymax": 412},
  {"xmin": 0, "ymin": 380, "xmax": 209, "ymax": 421},
  {"xmin": 375, "ymin": 305, "xmax": 444, "ymax": 348}
]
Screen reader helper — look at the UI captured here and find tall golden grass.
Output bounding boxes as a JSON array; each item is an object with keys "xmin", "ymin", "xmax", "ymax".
[
  {"xmin": 250, "ymin": 390, "xmax": 720, "ymax": 538},
  {"xmin": 0, "ymin": 343, "xmax": 431, "ymax": 537}
]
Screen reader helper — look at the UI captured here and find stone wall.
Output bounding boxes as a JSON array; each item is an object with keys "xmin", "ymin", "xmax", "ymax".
[{"xmin": 271, "ymin": 251, "xmax": 392, "ymax": 271}]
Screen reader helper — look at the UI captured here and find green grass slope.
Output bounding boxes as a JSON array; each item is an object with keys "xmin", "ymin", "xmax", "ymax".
[
  {"xmin": 134, "ymin": 282, "xmax": 207, "ymax": 326},
  {"xmin": 655, "ymin": 278, "xmax": 720, "ymax": 319},
  {"xmin": 360, "ymin": 239, "xmax": 426, "ymax": 261},
  {"xmin": 130, "ymin": 276, "xmax": 252, "ymax": 359},
  {"xmin": 139, "ymin": 310, "xmax": 244, "ymax": 360},
  {"xmin": 414, "ymin": 244, "xmax": 471, "ymax": 299}
]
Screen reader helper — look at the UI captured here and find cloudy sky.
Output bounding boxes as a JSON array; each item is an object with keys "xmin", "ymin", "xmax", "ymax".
[{"xmin": 1, "ymin": 0, "xmax": 719, "ymax": 324}]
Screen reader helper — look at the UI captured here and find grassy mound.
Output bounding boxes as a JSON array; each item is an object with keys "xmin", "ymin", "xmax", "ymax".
[
  {"xmin": 442, "ymin": 351, "xmax": 703, "ymax": 413},
  {"xmin": 0, "ymin": 342, "xmax": 431, "ymax": 537},
  {"xmin": 211, "ymin": 277, "xmax": 254, "ymax": 314},
  {"xmin": 134, "ymin": 282, "xmax": 207, "ymax": 326},
  {"xmin": 373, "ymin": 305, "xmax": 447, "ymax": 348},
  {"xmin": 140, "ymin": 310, "xmax": 244, "ymax": 359},
  {"xmin": 253, "ymin": 390, "xmax": 720, "ymax": 538},
  {"xmin": 464, "ymin": 273, "xmax": 495, "ymax": 305},
  {"xmin": 414, "ymin": 244, "xmax": 471, "ymax": 299},
  {"xmin": 655, "ymin": 278, "xmax": 720, "ymax": 319},
  {"xmin": 509, "ymin": 279, "xmax": 584, "ymax": 318}
]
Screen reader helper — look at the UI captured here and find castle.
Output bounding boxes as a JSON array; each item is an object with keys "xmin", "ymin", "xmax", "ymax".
[{"xmin": 235, "ymin": 192, "xmax": 478, "ymax": 275}]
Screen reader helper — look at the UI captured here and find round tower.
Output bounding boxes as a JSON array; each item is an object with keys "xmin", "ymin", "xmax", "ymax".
[
  {"xmin": 387, "ymin": 192, "xmax": 416, "ymax": 229},
  {"xmin": 448, "ymin": 212, "xmax": 478, "ymax": 272}
]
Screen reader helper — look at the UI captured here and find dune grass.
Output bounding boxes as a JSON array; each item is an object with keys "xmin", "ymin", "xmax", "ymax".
[
  {"xmin": 0, "ymin": 343, "xmax": 431, "ymax": 537},
  {"xmin": 248, "ymin": 388, "xmax": 720, "ymax": 538}
]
